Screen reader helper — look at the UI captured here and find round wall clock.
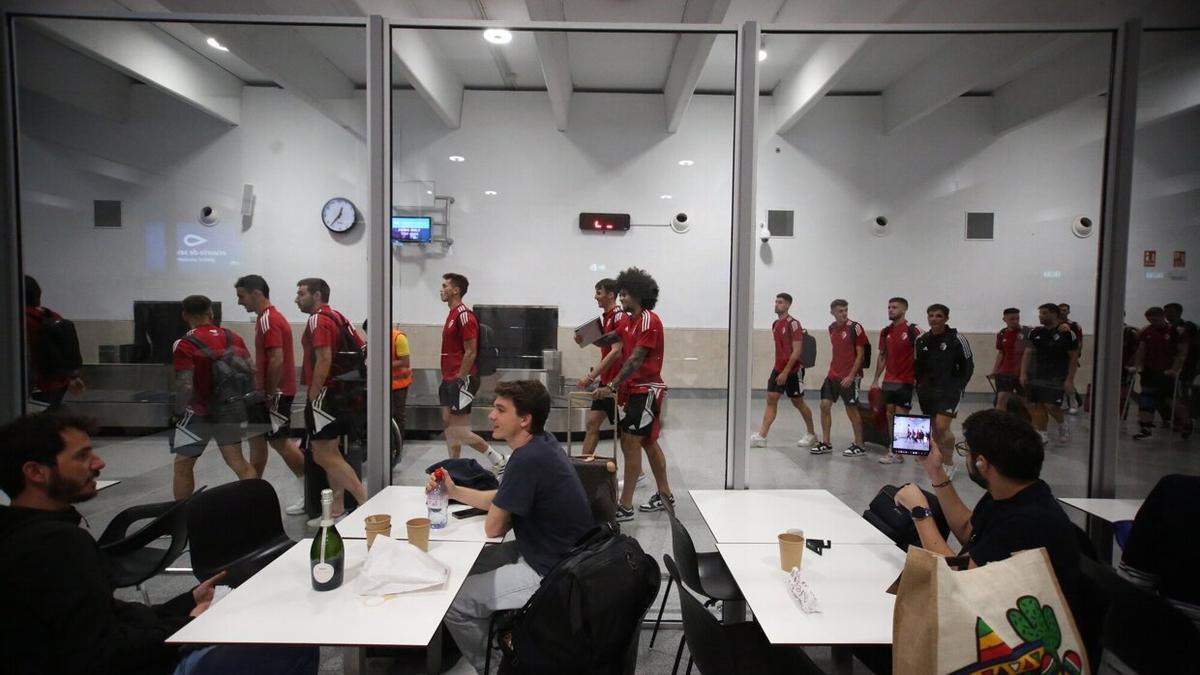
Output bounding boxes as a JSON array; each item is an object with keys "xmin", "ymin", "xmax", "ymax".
[{"xmin": 322, "ymin": 197, "xmax": 358, "ymax": 233}]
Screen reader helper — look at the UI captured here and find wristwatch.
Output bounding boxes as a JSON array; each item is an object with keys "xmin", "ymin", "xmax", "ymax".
[{"xmin": 910, "ymin": 506, "xmax": 931, "ymax": 521}]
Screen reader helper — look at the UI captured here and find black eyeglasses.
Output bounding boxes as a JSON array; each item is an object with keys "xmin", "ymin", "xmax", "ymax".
[{"xmin": 954, "ymin": 441, "xmax": 970, "ymax": 457}]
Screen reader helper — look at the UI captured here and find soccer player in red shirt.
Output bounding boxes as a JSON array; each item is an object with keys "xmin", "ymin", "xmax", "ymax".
[
  {"xmin": 750, "ymin": 292, "xmax": 816, "ymax": 449},
  {"xmin": 235, "ymin": 274, "xmax": 307, "ymax": 515},
  {"xmin": 1132, "ymin": 306, "xmax": 1187, "ymax": 440},
  {"xmin": 817, "ymin": 299, "xmax": 867, "ymax": 457},
  {"xmin": 439, "ymin": 273, "xmax": 507, "ymax": 472},
  {"xmin": 871, "ymin": 297, "xmax": 921, "ymax": 464},
  {"xmin": 170, "ymin": 294, "xmax": 255, "ymax": 500},
  {"xmin": 593, "ymin": 267, "xmax": 674, "ymax": 522},
  {"xmin": 576, "ymin": 278, "xmax": 629, "ymax": 457},
  {"xmin": 992, "ymin": 308, "xmax": 1025, "ymax": 412},
  {"xmin": 296, "ymin": 278, "xmax": 368, "ymax": 522},
  {"xmin": 1164, "ymin": 302, "xmax": 1196, "ymax": 437},
  {"xmin": 23, "ymin": 275, "xmax": 85, "ymax": 411}
]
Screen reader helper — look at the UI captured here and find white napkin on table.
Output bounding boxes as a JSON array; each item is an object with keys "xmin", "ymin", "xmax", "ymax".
[
  {"xmin": 353, "ymin": 535, "xmax": 449, "ymax": 596},
  {"xmin": 786, "ymin": 567, "xmax": 821, "ymax": 614}
]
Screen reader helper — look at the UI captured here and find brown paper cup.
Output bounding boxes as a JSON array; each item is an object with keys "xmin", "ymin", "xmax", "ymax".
[
  {"xmin": 364, "ymin": 514, "xmax": 392, "ymax": 549},
  {"xmin": 406, "ymin": 517, "xmax": 431, "ymax": 551},
  {"xmin": 778, "ymin": 532, "xmax": 805, "ymax": 571}
]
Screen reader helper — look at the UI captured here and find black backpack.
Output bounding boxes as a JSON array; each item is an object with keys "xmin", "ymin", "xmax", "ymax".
[
  {"xmin": 862, "ymin": 484, "xmax": 951, "ymax": 550},
  {"xmin": 784, "ymin": 320, "xmax": 818, "ymax": 370},
  {"xmin": 325, "ymin": 311, "xmax": 366, "ymax": 384},
  {"xmin": 37, "ymin": 309, "xmax": 83, "ymax": 377},
  {"xmin": 183, "ymin": 329, "xmax": 254, "ymax": 420},
  {"xmin": 470, "ymin": 312, "xmax": 499, "ymax": 377},
  {"xmin": 496, "ymin": 524, "xmax": 660, "ymax": 674}
]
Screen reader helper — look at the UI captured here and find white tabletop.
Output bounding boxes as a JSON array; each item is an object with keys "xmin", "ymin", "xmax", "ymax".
[
  {"xmin": 168, "ymin": 539, "xmax": 485, "ymax": 647},
  {"xmin": 1058, "ymin": 497, "xmax": 1144, "ymax": 524},
  {"xmin": 690, "ymin": 489, "xmax": 893, "ymax": 546},
  {"xmin": 338, "ymin": 486, "xmax": 502, "ymax": 543},
  {"xmin": 95, "ymin": 479, "xmax": 120, "ymax": 491},
  {"xmin": 716, "ymin": 543, "xmax": 905, "ymax": 645}
]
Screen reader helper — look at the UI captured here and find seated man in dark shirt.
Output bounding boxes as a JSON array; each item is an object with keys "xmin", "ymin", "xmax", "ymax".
[
  {"xmin": 895, "ymin": 408, "xmax": 1080, "ymax": 604},
  {"xmin": 435, "ymin": 380, "xmax": 593, "ymax": 674},
  {"xmin": 1118, "ymin": 473, "xmax": 1200, "ymax": 630},
  {"xmin": 0, "ymin": 413, "xmax": 316, "ymax": 675}
]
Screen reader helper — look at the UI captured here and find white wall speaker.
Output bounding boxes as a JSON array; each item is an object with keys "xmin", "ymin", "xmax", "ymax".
[{"xmin": 241, "ymin": 184, "xmax": 255, "ymax": 217}]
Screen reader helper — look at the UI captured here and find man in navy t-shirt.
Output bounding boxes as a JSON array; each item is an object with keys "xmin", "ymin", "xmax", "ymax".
[{"xmin": 434, "ymin": 380, "xmax": 592, "ymax": 674}]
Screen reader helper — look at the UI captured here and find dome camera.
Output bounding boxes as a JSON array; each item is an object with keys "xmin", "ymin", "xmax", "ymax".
[
  {"xmin": 1071, "ymin": 215, "xmax": 1094, "ymax": 239},
  {"xmin": 670, "ymin": 212, "xmax": 691, "ymax": 234},
  {"xmin": 870, "ymin": 215, "xmax": 891, "ymax": 237},
  {"xmin": 758, "ymin": 222, "xmax": 771, "ymax": 243},
  {"xmin": 198, "ymin": 206, "xmax": 219, "ymax": 226}
]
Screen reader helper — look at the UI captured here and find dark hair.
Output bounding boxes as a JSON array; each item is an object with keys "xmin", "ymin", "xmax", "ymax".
[
  {"xmin": 1038, "ymin": 303, "xmax": 1061, "ymax": 317},
  {"xmin": 776, "ymin": 292, "xmax": 793, "ymax": 304},
  {"xmin": 962, "ymin": 409, "xmax": 1043, "ymax": 481},
  {"xmin": 888, "ymin": 297, "xmax": 908, "ymax": 307},
  {"xmin": 23, "ymin": 275, "xmax": 41, "ymax": 307},
  {"xmin": 493, "ymin": 380, "xmax": 551, "ymax": 434},
  {"xmin": 181, "ymin": 294, "xmax": 212, "ymax": 316},
  {"xmin": 1145, "ymin": 306, "xmax": 1165, "ymax": 319},
  {"xmin": 926, "ymin": 303, "xmax": 949, "ymax": 316},
  {"xmin": 1164, "ymin": 302, "xmax": 1182, "ymax": 313},
  {"xmin": 615, "ymin": 267, "xmax": 659, "ymax": 310},
  {"xmin": 234, "ymin": 274, "xmax": 270, "ymax": 298},
  {"xmin": 1058, "ymin": 302, "xmax": 1071, "ymax": 311},
  {"xmin": 595, "ymin": 278, "xmax": 618, "ymax": 294},
  {"xmin": 1003, "ymin": 307, "xmax": 1020, "ymax": 315},
  {"xmin": 442, "ymin": 273, "xmax": 469, "ymax": 297},
  {"xmin": 297, "ymin": 278, "xmax": 331, "ymax": 303},
  {"xmin": 0, "ymin": 414, "xmax": 96, "ymax": 498},
  {"xmin": 830, "ymin": 298, "xmax": 848, "ymax": 310}
]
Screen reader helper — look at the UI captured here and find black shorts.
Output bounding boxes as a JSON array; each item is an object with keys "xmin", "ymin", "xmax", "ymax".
[
  {"xmin": 171, "ymin": 410, "xmax": 245, "ymax": 458},
  {"xmin": 305, "ymin": 388, "xmax": 354, "ymax": 441},
  {"xmin": 994, "ymin": 374, "xmax": 1021, "ymax": 394},
  {"xmin": 820, "ymin": 376, "xmax": 859, "ymax": 405},
  {"xmin": 917, "ymin": 387, "xmax": 961, "ymax": 418},
  {"xmin": 619, "ymin": 388, "xmax": 665, "ymax": 443},
  {"xmin": 247, "ymin": 394, "xmax": 295, "ymax": 441},
  {"xmin": 589, "ymin": 388, "xmax": 617, "ymax": 424},
  {"xmin": 880, "ymin": 382, "xmax": 914, "ymax": 409},
  {"xmin": 439, "ymin": 376, "xmax": 481, "ymax": 416},
  {"xmin": 1138, "ymin": 370, "xmax": 1176, "ymax": 411},
  {"xmin": 767, "ymin": 369, "xmax": 804, "ymax": 398},
  {"xmin": 1028, "ymin": 382, "xmax": 1065, "ymax": 407}
]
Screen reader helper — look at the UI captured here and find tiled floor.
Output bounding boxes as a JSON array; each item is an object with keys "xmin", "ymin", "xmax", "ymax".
[{"xmin": 87, "ymin": 395, "xmax": 1198, "ymax": 673}]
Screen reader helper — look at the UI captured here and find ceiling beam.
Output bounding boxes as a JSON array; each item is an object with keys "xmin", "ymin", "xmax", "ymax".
[
  {"xmin": 525, "ymin": 0, "xmax": 571, "ymax": 131},
  {"xmin": 29, "ymin": 18, "xmax": 241, "ymax": 125},
  {"xmin": 882, "ymin": 33, "xmax": 1075, "ymax": 135},
  {"xmin": 772, "ymin": 34, "xmax": 870, "ymax": 135},
  {"xmin": 1132, "ymin": 49, "xmax": 1200, "ymax": 127},
  {"xmin": 16, "ymin": 26, "xmax": 132, "ymax": 123},
  {"xmin": 662, "ymin": 0, "xmax": 732, "ymax": 133}
]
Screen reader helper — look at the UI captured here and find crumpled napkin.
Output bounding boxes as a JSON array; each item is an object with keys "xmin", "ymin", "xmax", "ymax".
[
  {"xmin": 353, "ymin": 535, "xmax": 449, "ymax": 596},
  {"xmin": 786, "ymin": 567, "xmax": 821, "ymax": 614}
]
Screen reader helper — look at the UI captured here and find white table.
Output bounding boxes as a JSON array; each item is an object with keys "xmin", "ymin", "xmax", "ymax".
[
  {"xmin": 690, "ymin": 489, "xmax": 893, "ymax": 546},
  {"xmin": 168, "ymin": 539, "xmax": 484, "ymax": 672},
  {"xmin": 1058, "ymin": 497, "xmax": 1143, "ymax": 524},
  {"xmin": 95, "ymin": 479, "xmax": 120, "ymax": 491},
  {"xmin": 338, "ymin": 486, "xmax": 503, "ymax": 543}
]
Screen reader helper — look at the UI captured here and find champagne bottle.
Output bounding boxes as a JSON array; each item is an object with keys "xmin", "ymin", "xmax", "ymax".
[{"xmin": 309, "ymin": 488, "xmax": 344, "ymax": 591}]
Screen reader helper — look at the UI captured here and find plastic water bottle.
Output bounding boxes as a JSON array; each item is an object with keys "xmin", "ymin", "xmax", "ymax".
[{"xmin": 428, "ymin": 468, "xmax": 449, "ymax": 529}]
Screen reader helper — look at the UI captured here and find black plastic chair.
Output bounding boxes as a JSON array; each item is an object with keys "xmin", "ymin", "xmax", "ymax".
[
  {"xmin": 187, "ymin": 479, "xmax": 294, "ymax": 586},
  {"xmin": 668, "ymin": 556, "xmax": 819, "ymax": 675},
  {"xmin": 98, "ymin": 488, "xmax": 203, "ymax": 603},
  {"xmin": 649, "ymin": 500, "xmax": 744, "ymax": 654}
]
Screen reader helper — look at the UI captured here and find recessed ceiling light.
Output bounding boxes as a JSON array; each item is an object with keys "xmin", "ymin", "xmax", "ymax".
[
  {"xmin": 659, "ymin": 194, "xmax": 672, "ymax": 200},
  {"xmin": 484, "ymin": 190, "xmax": 498, "ymax": 196},
  {"xmin": 483, "ymin": 28, "xmax": 513, "ymax": 45},
  {"xmin": 677, "ymin": 159, "xmax": 694, "ymax": 167},
  {"xmin": 426, "ymin": 190, "xmax": 433, "ymax": 195},
  {"xmin": 206, "ymin": 37, "xmax": 229, "ymax": 52},
  {"xmin": 758, "ymin": 49, "xmax": 767, "ymax": 62},
  {"xmin": 448, "ymin": 155, "xmax": 465, "ymax": 162}
]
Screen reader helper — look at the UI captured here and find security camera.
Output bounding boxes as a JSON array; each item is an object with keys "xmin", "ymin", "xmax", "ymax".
[
  {"xmin": 870, "ymin": 215, "xmax": 891, "ymax": 238},
  {"xmin": 1071, "ymin": 215, "xmax": 1094, "ymax": 239},
  {"xmin": 670, "ymin": 213, "xmax": 691, "ymax": 234},
  {"xmin": 758, "ymin": 222, "xmax": 771, "ymax": 243},
  {"xmin": 875, "ymin": 216, "xmax": 888, "ymax": 227},
  {"xmin": 198, "ymin": 206, "xmax": 219, "ymax": 226}
]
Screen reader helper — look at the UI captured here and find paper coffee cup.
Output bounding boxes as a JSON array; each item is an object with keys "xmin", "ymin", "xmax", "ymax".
[
  {"xmin": 364, "ymin": 514, "xmax": 392, "ymax": 549},
  {"xmin": 778, "ymin": 532, "xmax": 805, "ymax": 572},
  {"xmin": 407, "ymin": 517, "xmax": 432, "ymax": 552}
]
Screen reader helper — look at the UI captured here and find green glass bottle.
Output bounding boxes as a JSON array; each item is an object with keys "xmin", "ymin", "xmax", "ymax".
[{"xmin": 309, "ymin": 488, "xmax": 344, "ymax": 591}]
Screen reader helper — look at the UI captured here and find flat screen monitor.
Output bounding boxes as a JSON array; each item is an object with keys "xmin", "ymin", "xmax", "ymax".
[{"xmin": 391, "ymin": 215, "xmax": 432, "ymax": 243}]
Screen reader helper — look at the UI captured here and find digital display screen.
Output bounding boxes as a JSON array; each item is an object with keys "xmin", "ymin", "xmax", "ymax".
[
  {"xmin": 579, "ymin": 212, "xmax": 631, "ymax": 232},
  {"xmin": 391, "ymin": 215, "xmax": 432, "ymax": 242},
  {"xmin": 892, "ymin": 414, "xmax": 932, "ymax": 455}
]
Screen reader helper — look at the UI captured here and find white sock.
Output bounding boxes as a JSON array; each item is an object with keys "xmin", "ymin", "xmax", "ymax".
[
  {"xmin": 295, "ymin": 477, "xmax": 306, "ymax": 500},
  {"xmin": 484, "ymin": 446, "xmax": 505, "ymax": 465}
]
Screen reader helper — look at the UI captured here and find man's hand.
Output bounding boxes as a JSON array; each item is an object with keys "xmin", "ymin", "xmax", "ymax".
[
  {"xmin": 67, "ymin": 377, "xmax": 86, "ymax": 394},
  {"xmin": 894, "ymin": 483, "xmax": 930, "ymax": 511},
  {"xmin": 593, "ymin": 385, "xmax": 615, "ymax": 400},
  {"xmin": 840, "ymin": 375, "xmax": 854, "ymax": 388},
  {"xmin": 775, "ymin": 372, "xmax": 788, "ymax": 386},
  {"xmin": 1058, "ymin": 322, "xmax": 1072, "ymax": 333},
  {"xmin": 193, "ymin": 570, "xmax": 227, "ymax": 606},
  {"xmin": 425, "ymin": 469, "xmax": 457, "ymax": 498},
  {"xmin": 189, "ymin": 601, "xmax": 212, "ymax": 618},
  {"xmin": 919, "ymin": 438, "xmax": 946, "ymax": 477}
]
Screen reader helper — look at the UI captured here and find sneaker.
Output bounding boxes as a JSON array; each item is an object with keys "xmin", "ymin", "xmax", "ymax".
[
  {"xmin": 843, "ymin": 444, "xmax": 867, "ymax": 458},
  {"xmin": 615, "ymin": 505, "xmax": 635, "ymax": 522},
  {"xmin": 796, "ymin": 433, "xmax": 817, "ymax": 448},
  {"xmin": 492, "ymin": 453, "xmax": 508, "ymax": 477},
  {"xmin": 878, "ymin": 452, "xmax": 905, "ymax": 465},
  {"xmin": 749, "ymin": 433, "xmax": 767, "ymax": 448},
  {"xmin": 638, "ymin": 492, "xmax": 676, "ymax": 513},
  {"xmin": 1058, "ymin": 425, "xmax": 1071, "ymax": 445},
  {"xmin": 810, "ymin": 442, "xmax": 833, "ymax": 455},
  {"xmin": 284, "ymin": 495, "xmax": 307, "ymax": 516},
  {"xmin": 1133, "ymin": 427, "xmax": 1152, "ymax": 440},
  {"xmin": 1066, "ymin": 405, "xmax": 1079, "ymax": 416},
  {"xmin": 942, "ymin": 464, "xmax": 958, "ymax": 481},
  {"xmin": 306, "ymin": 511, "xmax": 346, "ymax": 528},
  {"xmin": 1038, "ymin": 431, "xmax": 1051, "ymax": 446}
]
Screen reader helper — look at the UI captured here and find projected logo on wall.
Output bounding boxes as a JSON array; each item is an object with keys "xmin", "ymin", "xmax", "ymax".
[{"xmin": 175, "ymin": 224, "xmax": 241, "ymax": 267}]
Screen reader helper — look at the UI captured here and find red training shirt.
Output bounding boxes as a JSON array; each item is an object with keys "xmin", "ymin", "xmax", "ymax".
[
  {"xmin": 1138, "ymin": 323, "xmax": 1178, "ymax": 371},
  {"xmin": 302, "ymin": 306, "xmax": 355, "ymax": 389},
  {"xmin": 172, "ymin": 323, "xmax": 250, "ymax": 416},
  {"xmin": 441, "ymin": 304, "xmax": 479, "ymax": 381},
  {"xmin": 828, "ymin": 320, "xmax": 867, "ymax": 381},
  {"xmin": 880, "ymin": 320, "xmax": 920, "ymax": 384},
  {"xmin": 600, "ymin": 305, "xmax": 628, "ymax": 384},
  {"xmin": 254, "ymin": 305, "xmax": 297, "ymax": 396},
  {"xmin": 994, "ymin": 326, "xmax": 1024, "ymax": 377},
  {"xmin": 621, "ymin": 309, "xmax": 666, "ymax": 393},
  {"xmin": 772, "ymin": 315, "xmax": 803, "ymax": 375}
]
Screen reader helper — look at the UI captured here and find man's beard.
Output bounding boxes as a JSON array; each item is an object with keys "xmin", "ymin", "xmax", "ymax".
[
  {"xmin": 46, "ymin": 471, "xmax": 97, "ymax": 504},
  {"xmin": 966, "ymin": 460, "xmax": 989, "ymax": 491}
]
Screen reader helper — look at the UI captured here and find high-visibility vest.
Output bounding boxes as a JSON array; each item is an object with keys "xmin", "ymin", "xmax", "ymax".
[{"xmin": 391, "ymin": 329, "xmax": 412, "ymax": 390}]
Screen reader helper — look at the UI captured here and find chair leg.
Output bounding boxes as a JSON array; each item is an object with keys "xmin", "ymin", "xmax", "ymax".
[
  {"xmin": 138, "ymin": 583, "xmax": 150, "ymax": 605},
  {"xmin": 650, "ymin": 573, "xmax": 673, "ymax": 648},
  {"xmin": 685, "ymin": 656, "xmax": 693, "ymax": 675},
  {"xmin": 671, "ymin": 634, "xmax": 686, "ymax": 675},
  {"xmin": 484, "ymin": 613, "xmax": 499, "ymax": 675}
]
